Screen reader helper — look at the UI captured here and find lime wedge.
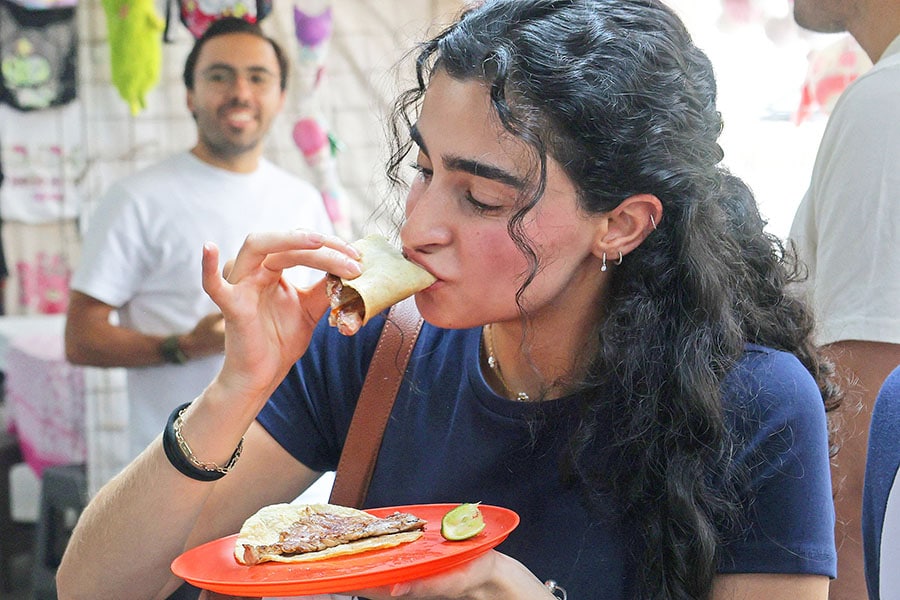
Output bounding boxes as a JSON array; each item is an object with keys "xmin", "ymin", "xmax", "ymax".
[{"xmin": 441, "ymin": 502, "xmax": 486, "ymax": 541}]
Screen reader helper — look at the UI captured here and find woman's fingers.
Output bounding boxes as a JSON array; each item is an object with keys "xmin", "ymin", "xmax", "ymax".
[
  {"xmin": 221, "ymin": 257, "xmax": 235, "ymax": 280},
  {"xmin": 295, "ymin": 277, "xmax": 333, "ymax": 325},
  {"xmin": 262, "ymin": 246, "xmax": 362, "ymax": 278},
  {"xmin": 351, "ymin": 551, "xmax": 502, "ymax": 599},
  {"xmin": 227, "ymin": 230, "xmax": 361, "ymax": 284},
  {"xmin": 201, "ymin": 231, "xmax": 362, "ymax": 310},
  {"xmin": 201, "ymin": 242, "xmax": 225, "ymax": 301}
]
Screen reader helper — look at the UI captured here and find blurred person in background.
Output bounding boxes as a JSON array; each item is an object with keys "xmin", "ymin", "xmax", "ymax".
[
  {"xmin": 65, "ymin": 17, "xmax": 333, "ymax": 463},
  {"xmin": 788, "ymin": 1, "xmax": 900, "ymax": 598}
]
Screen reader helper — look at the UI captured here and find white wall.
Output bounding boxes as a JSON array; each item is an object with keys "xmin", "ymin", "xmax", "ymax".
[{"xmin": 669, "ymin": 0, "xmax": 864, "ymax": 240}]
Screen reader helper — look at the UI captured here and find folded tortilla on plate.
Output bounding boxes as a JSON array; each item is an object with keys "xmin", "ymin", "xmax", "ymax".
[
  {"xmin": 234, "ymin": 502, "xmax": 426, "ymax": 565},
  {"xmin": 326, "ymin": 234, "xmax": 435, "ymax": 336}
]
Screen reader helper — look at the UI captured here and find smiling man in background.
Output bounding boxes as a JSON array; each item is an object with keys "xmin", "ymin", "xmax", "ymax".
[
  {"xmin": 65, "ymin": 17, "xmax": 332, "ymax": 466},
  {"xmin": 788, "ymin": 1, "xmax": 900, "ymax": 598}
]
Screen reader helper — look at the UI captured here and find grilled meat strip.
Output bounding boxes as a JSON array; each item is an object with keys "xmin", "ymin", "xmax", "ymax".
[
  {"xmin": 244, "ymin": 510, "xmax": 426, "ymax": 559},
  {"xmin": 326, "ymin": 275, "xmax": 365, "ymax": 335}
]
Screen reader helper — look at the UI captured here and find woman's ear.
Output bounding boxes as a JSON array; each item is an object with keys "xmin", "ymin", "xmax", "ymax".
[{"xmin": 592, "ymin": 194, "xmax": 662, "ymax": 259}]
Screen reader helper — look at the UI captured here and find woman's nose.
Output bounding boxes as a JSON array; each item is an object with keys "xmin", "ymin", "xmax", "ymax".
[{"xmin": 400, "ymin": 185, "xmax": 452, "ymax": 252}]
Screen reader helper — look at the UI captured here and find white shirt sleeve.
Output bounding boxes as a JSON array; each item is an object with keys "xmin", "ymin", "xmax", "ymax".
[{"xmin": 790, "ymin": 56, "xmax": 900, "ymax": 346}]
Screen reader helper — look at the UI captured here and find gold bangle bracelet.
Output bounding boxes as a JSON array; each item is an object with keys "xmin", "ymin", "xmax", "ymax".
[
  {"xmin": 173, "ymin": 404, "xmax": 243, "ymax": 474},
  {"xmin": 162, "ymin": 402, "xmax": 242, "ymax": 481}
]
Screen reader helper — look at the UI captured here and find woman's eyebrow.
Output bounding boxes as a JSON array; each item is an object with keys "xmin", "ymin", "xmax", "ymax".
[
  {"xmin": 444, "ymin": 156, "xmax": 525, "ymax": 190},
  {"xmin": 410, "ymin": 124, "xmax": 429, "ymax": 157},
  {"xmin": 410, "ymin": 123, "xmax": 526, "ymax": 190}
]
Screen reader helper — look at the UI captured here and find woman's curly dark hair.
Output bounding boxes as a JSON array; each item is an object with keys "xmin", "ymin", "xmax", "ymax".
[{"xmin": 385, "ymin": 1, "xmax": 840, "ymax": 598}]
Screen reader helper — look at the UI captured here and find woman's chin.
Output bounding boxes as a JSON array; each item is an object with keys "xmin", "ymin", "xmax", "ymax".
[{"xmin": 413, "ymin": 294, "xmax": 477, "ymax": 330}]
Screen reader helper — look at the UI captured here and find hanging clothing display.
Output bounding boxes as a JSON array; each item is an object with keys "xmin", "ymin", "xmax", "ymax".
[
  {"xmin": 101, "ymin": 0, "xmax": 164, "ymax": 115},
  {"xmin": 4, "ymin": 0, "xmax": 76, "ymax": 7},
  {"xmin": 0, "ymin": 101, "xmax": 83, "ymax": 224},
  {"xmin": 1, "ymin": 218, "xmax": 79, "ymax": 315},
  {"xmin": 0, "ymin": 0, "xmax": 78, "ymax": 111},
  {"xmin": 176, "ymin": 0, "xmax": 272, "ymax": 39}
]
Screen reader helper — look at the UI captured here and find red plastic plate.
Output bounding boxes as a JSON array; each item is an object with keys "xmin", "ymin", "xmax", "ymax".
[{"xmin": 171, "ymin": 503, "xmax": 519, "ymax": 596}]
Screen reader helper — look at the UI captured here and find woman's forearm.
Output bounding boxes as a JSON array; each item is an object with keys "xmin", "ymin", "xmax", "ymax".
[
  {"xmin": 56, "ymin": 440, "xmax": 217, "ymax": 600},
  {"xmin": 56, "ymin": 380, "xmax": 267, "ymax": 600}
]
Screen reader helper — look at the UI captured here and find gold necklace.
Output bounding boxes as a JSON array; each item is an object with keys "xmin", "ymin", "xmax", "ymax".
[{"xmin": 484, "ymin": 324, "xmax": 530, "ymax": 402}]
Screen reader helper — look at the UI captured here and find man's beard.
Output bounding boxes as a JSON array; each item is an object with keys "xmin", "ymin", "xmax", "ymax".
[
  {"xmin": 792, "ymin": 2, "xmax": 848, "ymax": 34},
  {"xmin": 194, "ymin": 110, "xmax": 265, "ymax": 159},
  {"xmin": 202, "ymin": 133, "xmax": 260, "ymax": 158}
]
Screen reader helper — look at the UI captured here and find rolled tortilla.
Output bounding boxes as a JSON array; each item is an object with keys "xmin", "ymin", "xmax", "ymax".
[{"xmin": 327, "ymin": 234, "xmax": 435, "ymax": 336}]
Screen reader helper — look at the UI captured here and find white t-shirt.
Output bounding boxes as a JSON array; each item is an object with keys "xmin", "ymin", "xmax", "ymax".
[
  {"xmin": 789, "ymin": 35, "xmax": 900, "ymax": 346},
  {"xmin": 71, "ymin": 151, "xmax": 334, "ymax": 457}
]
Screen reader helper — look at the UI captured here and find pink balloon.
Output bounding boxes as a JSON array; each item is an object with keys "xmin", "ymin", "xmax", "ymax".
[{"xmin": 292, "ymin": 118, "xmax": 328, "ymax": 158}]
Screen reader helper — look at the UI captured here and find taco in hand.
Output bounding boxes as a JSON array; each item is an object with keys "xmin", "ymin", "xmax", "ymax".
[{"xmin": 326, "ymin": 234, "xmax": 435, "ymax": 336}]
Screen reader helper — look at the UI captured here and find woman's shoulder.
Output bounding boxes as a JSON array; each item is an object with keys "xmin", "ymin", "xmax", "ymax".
[
  {"xmin": 723, "ymin": 344, "xmax": 825, "ymax": 422},
  {"xmin": 735, "ymin": 342, "xmax": 806, "ymax": 370}
]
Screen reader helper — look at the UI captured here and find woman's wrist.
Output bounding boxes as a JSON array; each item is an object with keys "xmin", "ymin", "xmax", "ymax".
[
  {"xmin": 166, "ymin": 384, "xmax": 264, "ymax": 474},
  {"xmin": 162, "ymin": 402, "xmax": 243, "ymax": 481}
]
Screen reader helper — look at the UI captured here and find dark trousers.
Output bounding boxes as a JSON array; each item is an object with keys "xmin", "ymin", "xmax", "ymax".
[{"xmin": 168, "ymin": 582, "xmax": 202, "ymax": 599}]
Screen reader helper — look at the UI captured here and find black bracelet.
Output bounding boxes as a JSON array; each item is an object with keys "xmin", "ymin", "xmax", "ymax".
[{"xmin": 162, "ymin": 402, "xmax": 243, "ymax": 482}]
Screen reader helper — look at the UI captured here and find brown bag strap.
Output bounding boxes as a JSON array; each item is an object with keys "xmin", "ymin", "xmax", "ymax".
[{"xmin": 328, "ymin": 297, "xmax": 423, "ymax": 508}]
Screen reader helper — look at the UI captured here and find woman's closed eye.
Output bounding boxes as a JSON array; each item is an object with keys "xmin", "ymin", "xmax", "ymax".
[
  {"xmin": 410, "ymin": 162, "xmax": 507, "ymax": 215},
  {"xmin": 463, "ymin": 192, "xmax": 503, "ymax": 214},
  {"xmin": 410, "ymin": 162, "xmax": 433, "ymax": 182}
]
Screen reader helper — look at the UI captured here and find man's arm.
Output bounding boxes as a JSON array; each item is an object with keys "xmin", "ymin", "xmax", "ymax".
[
  {"xmin": 65, "ymin": 290, "xmax": 172, "ymax": 367},
  {"xmin": 823, "ymin": 340, "xmax": 900, "ymax": 600},
  {"xmin": 65, "ymin": 290, "xmax": 225, "ymax": 367}
]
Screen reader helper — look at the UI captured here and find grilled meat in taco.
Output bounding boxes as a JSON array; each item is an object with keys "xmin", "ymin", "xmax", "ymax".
[{"xmin": 326, "ymin": 234, "xmax": 435, "ymax": 336}]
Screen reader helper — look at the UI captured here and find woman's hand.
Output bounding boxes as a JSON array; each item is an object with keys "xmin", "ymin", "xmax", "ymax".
[
  {"xmin": 180, "ymin": 311, "xmax": 226, "ymax": 359},
  {"xmin": 201, "ymin": 229, "xmax": 361, "ymax": 403},
  {"xmin": 350, "ymin": 551, "xmax": 556, "ymax": 599}
]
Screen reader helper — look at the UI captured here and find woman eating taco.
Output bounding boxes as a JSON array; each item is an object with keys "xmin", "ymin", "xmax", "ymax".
[{"xmin": 57, "ymin": 1, "xmax": 840, "ymax": 599}]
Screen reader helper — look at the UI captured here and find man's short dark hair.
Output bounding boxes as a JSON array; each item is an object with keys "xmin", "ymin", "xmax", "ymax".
[{"xmin": 182, "ymin": 17, "xmax": 289, "ymax": 91}]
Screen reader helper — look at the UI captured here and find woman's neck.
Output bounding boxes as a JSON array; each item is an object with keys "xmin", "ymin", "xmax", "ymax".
[{"xmin": 484, "ymin": 305, "xmax": 600, "ymax": 401}]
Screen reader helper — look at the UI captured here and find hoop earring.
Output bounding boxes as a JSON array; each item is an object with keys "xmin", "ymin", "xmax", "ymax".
[
  {"xmin": 601, "ymin": 252, "xmax": 608, "ymax": 272},
  {"xmin": 615, "ymin": 251, "xmax": 623, "ymax": 265},
  {"xmin": 650, "ymin": 214, "xmax": 657, "ymax": 230}
]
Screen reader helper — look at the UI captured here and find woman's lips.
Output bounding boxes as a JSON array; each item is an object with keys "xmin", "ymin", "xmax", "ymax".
[
  {"xmin": 401, "ymin": 247, "xmax": 443, "ymax": 291},
  {"xmin": 414, "ymin": 262, "xmax": 440, "ymax": 287}
]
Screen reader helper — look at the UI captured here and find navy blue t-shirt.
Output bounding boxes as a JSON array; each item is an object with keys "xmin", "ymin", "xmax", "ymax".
[
  {"xmin": 863, "ymin": 365, "xmax": 900, "ymax": 600},
  {"xmin": 258, "ymin": 312, "xmax": 836, "ymax": 598}
]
